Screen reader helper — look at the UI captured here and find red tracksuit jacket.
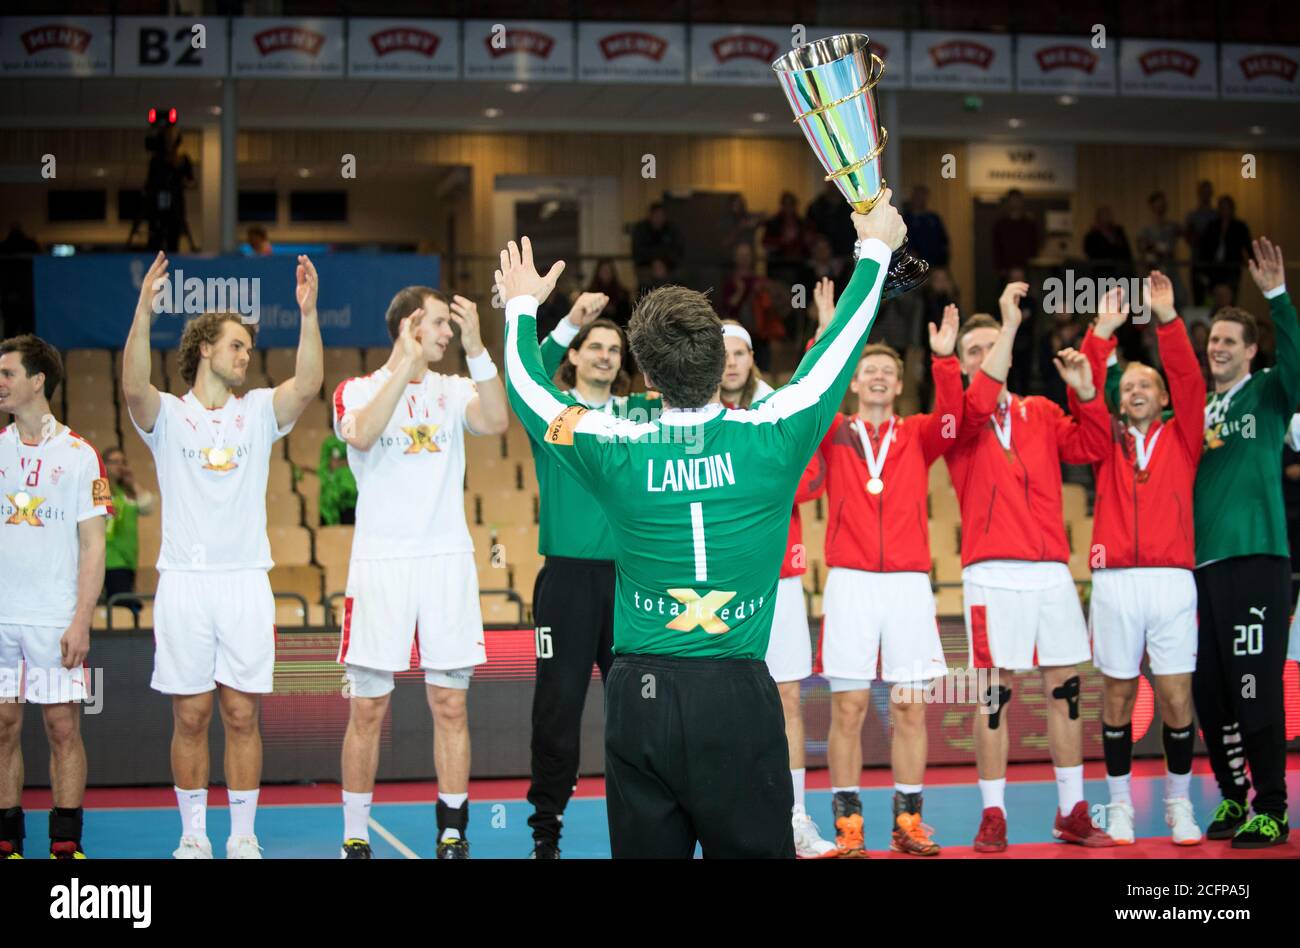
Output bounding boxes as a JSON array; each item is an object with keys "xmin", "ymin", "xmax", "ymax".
[
  {"xmin": 1076, "ymin": 320, "xmax": 1205, "ymax": 568},
  {"xmin": 817, "ymin": 355, "xmax": 965, "ymax": 572},
  {"xmin": 947, "ymin": 368, "xmax": 1112, "ymax": 566}
]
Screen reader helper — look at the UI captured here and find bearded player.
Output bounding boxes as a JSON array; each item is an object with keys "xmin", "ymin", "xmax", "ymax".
[
  {"xmin": 123, "ymin": 252, "xmax": 323, "ymax": 858},
  {"xmin": 333, "ymin": 287, "xmax": 506, "ymax": 859},
  {"xmin": 948, "ymin": 283, "xmax": 1116, "ymax": 851}
]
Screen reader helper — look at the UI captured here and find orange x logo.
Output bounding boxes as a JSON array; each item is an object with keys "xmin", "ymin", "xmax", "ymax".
[
  {"xmin": 665, "ymin": 588, "xmax": 737, "ymax": 635},
  {"xmin": 402, "ymin": 424, "xmax": 441, "ymax": 454},
  {"xmin": 5, "ymin": 494, "xmax": 45, "ymax": 526}
]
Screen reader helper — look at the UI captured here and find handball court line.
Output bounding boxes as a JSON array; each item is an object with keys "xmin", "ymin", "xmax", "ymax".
[{"xmin": 367, "ymin": 816, "xmax": 420, "ymax": 859}]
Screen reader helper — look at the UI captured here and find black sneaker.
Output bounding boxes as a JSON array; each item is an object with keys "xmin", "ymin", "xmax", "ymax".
[
  {"xmin": 1206, "ymin": 799, "xmax": 1248, "ymax": 840},
  {"xmin": 436, "ymin": 837, "xmax": 470, "ymax": 859},
  {"xmin": 340, "ymin": 838, "xmax": 372, "ymax": 859},
  {"xmin": 831, "ymin": 791, "xmax": 867, "ymax": 857},
  {"xmin": 529, "ymin": 839, "xmax": 561, "ymax": 859},
  {"xmin": 49, "ymin": 841, "xmax": 85, "ymax": 859},
  {"xmin": 1231, "ymin": 812, "xmax": 1289, "ymax": 849}
]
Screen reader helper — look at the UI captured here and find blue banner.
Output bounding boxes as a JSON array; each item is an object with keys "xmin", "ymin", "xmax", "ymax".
[{"xmin": 34, "ymin": 253, "xmax": 441, "ymax": 349}]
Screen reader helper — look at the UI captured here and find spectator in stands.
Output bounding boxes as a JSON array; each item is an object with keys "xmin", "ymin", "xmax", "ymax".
[
  {"xmin": 101, "ymin": 446, "xmax": 155, "ymax": 615},
  {"xmin": 762, "ymin": 191, "xmax": 813, "ymax": 289},
  {"xmin": 0, "ymin": 223, "xmax": 39, "ymax": 255},
  {"xmin": 722, "ymin": 194, "xmax": 762, "ymax": 263},
  {"xmin": 720, "ymin": 242, "xmax": 773, "ymax": 371},
  {"xmin": 1189, "ymin": 320, "xmax": 1212, "ymax": 386},
  {"xmin": 318, "ymin": 431, "xmax": 357, "ymax": 526},
  {"xmin": 639, "ymin": 256, "xmax": 674, "ymax": 298},
  {"xmin": 808, "ymin": 234, "xmax": 849, "ymax": 296},
  {"xmin": 587, "ymin": 259, "xmax": 632, "ymax": 329},
  {"xmin": 992, "ymin": 189, "xmax": 1040, "ymax": 279},
  {"xmin": 1137, "ymin": 191, "xmax": 1186, "ymax": 306},
  {"xmin": 1197, "ymin": 196, "xmax": 1252, "ymax": 304},
  {"xmin": 631, "ymin": 203, "xmax": 683, "ymax": 289},
  {"xmin": 1083, "ymin": 206, "xmax": 1133, "ymax": 279},
  {"xmin": 1184, "ymin": 179, "xmax": 1219, "ymax": 305},
  {"xmin": 805, "ymin": 181, "xmax": 857, "ymax": 260},
  {"xmin": 1039, "ymin": 314, "xmax": 1086, "ymax": 410},
  {"xmin": 903, "ymin": 185, "xmax": 950, "ymax": 267},
  {"xmin": 246, "ymin": 226, "xmax": 273, "ymax": 257}
]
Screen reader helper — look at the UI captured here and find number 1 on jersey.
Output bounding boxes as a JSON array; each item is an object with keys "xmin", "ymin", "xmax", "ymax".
[{"xmin": 690, "ymin": 501, "xmax": 707, "ymax": 582}]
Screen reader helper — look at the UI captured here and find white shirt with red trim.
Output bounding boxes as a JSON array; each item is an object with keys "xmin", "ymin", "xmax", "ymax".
[
  {"xmin": 333, "ymin": 367, "xmax": 478, "ymax": 561},
  {"xmin": 129, "ymin": 388, "xmax": 292, "ymax": 571},
  {"xmin": 0, "ymin": 424, "xmax": 111, "ymax": 627}
]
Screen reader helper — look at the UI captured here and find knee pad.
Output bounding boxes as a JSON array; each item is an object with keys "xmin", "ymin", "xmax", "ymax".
[
  {"xmin": 980, "ymin": 685, "xmax": 1013, "ymax": 730},
  {"xmin": 1052, "ymin": 675, "xmax": 1081, "ymax": 720}
]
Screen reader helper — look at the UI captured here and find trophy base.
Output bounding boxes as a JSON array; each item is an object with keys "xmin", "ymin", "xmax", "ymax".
[{"xmin": 881, "ymin": 243, "xmax": 929, "ymax": 301}]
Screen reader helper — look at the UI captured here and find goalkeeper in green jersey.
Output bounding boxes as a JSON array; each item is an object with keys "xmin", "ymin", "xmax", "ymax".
[{"xmin": 500, "ymin": 194, "xmax": 905, "ymax": 858}]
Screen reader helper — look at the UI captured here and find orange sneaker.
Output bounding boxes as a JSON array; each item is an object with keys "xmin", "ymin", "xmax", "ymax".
[
  {"xmin": 891, "ymin": 810, "xmax": 941, "ymax": 856},
  {"xmin": 832, "ymin": 791, "xmax": 869, "ymax": 857}
]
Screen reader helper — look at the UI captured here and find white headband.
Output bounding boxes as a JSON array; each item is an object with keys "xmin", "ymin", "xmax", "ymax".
[{"xmin": 722, "ymin": 324, "xmax": 753, "ymax": 349}]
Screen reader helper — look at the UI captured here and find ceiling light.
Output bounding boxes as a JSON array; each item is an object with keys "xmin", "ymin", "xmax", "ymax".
[
  {"xmin": 1249, "ymin": 125, "xmax": 1265, "ymax": 135},
  {"xmin": 484, "ymin": 107, "xmax": 502, "ymax": 118},
  {"xmin": 750, "ymin": 111, "xmax": 769, "ymax": 122},
  {"xmin": 1057, "ymin": 94, "xmax": 1077, "ymax": 106},
  {"xmin": 509, "ymin": 82, "xmax": 527, "ymax": 93},
  {"xmin": 1008, "ymin": 117, "xmax": 1024, "ymax": 129},
  {"xmin": 297, "ymin": 168, "xmax": 312, "ymax": 178}
]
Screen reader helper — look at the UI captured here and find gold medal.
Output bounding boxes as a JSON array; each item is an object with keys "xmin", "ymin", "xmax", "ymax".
[
  {"xmin": 208, "ymin": 447, "xmax": 230, "ymax": 467},
  {"xmin": 14, "ymin": 491, "xmax": 30, "ymax": 509},
  {"xmin": 866, "ymin": 477, "xmax": 884, "ymax": 495}
]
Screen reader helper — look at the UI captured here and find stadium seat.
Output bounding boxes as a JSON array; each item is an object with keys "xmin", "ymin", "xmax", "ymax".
[
  {"xmin": 64, "ymin": 349, "xmax": 112, "ymax": 378},
  {"xmin": 266, "ymin": 489, "xmax": 304, "ymax": 526},
  {"xmin": 325, "ymin": 348, "xmax": 364, "ymax": 384},
  {"xmin": 929, "ymin": 518, "xmax": 959, "ymax": 556},
  {"xmin": 469, "ymin": 524, "xmax": 499, "ymax": 575},
  {"xmin": 480, "ymin": 591, "xmax": 524, "ymax": 625},
  {"xmin": 268, "ymin": 525, "xmax": 312, "ymax": 566},
  {"xmin": 518, "ymin": 460, "xmax": 538, "ymax": 494},
  {"xmin": 297, "ymin": 470, "xmax": 322, "ymax": 527},
  {"xmin": 503, "ymin": 424, "xmax": 531, "ymax": 459},
  {"xmin": 363, "ymin": 347, "xmax": 389, "ymax": 373},
  {"xmin": 91, "ymin": 605, "xmax": 138, "ymax": 631},
  {"xmin": 463, "ymin": 489, "xmax": 478, "ymax": 526},
  {"xmin": 1068, "ymin": 549, "xmax": 1093, "ymax": 582},
  {"xmin": 294, "ymin": 398, "xmax": 329, "ymax": 434},
  {"xmin": 269, "ymin": 564, "xmax": 324, "ymax": 606},
  {"xmin": 512, "ymin": 557, "xmax": 542, "ymax": 603},
  {"xmin": 474, "ymin": 459, "xmax": 519, "ymax": 494},
  {"xmin": 289, "ymin": 425, "xmax": 333, "ymax": 470},
  {"xmin": 1070, "ymin": 517, "xmax": 1096, "ymax": 555},
  {"xmin": 480, "ymin": 488, "xmax": 535, "ymax": 527},
  {"xmin": 465, "ymin": 434, "xmax": 505, "ymax": 469},
  {"xmin": 929, "ymin": 457, "xmax": 953, "ymax": 491},
  {"xmin": 929, "ymin": 487, "xmax": 960, "ymax": 521},
  {"xmin": 1062, "ymin": 483, "xmax": 1088, "ymax": 522},
  {"xmin": 275, "ymin": 597, "xmax": 310, "ymax": 628},
  {"xmin": 267, "ymin": 456, "xmax": 295, "ymax": 494},
  {"xmin": 934, "ymin": 551, "xmax": 963, "ymax": 584},
  {"xmin": 934, "ymin": 584, "xmax": 964, "ymax": 617},
  {"xmin": 264, "ymin": 348, "xmax": 297, "ymax": 384}
]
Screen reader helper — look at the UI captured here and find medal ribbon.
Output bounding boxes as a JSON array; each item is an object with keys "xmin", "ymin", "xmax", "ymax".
[{"xmin": 854, "ymin": 416, "xmax": 895, "ymax": 485}]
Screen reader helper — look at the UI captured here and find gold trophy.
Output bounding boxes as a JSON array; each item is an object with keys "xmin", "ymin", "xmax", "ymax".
[{"xmin": 772, "ymin": 33, "xmax": 928, "ymax": 298}]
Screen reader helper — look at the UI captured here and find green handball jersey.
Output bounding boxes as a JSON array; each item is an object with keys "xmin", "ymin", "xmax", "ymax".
[
  {"xmin": 1194, "ymin": 287, "xmax": 1300, "ymax": 565},
  {"xmin": 530, "ymin": 320, "xmax": 661, "ymax": 560},
  {"xmin": 505, "ymin": 238, "xmax": 891, "ymax": 660}
]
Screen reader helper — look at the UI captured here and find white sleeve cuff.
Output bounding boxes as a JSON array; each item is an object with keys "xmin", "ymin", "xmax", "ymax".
[
  {"xmin": 550, "ymin": 316, "xmax": 581, "ymax": 347},
  {"xmin": 1106, "ymin": 351, "xmax": 1119, "ymax": 367},
  {"xmin": 467, "ymin": 350, "xmax": 498, "ymax": 382},
  {"xmin": 505, "ymin": 295, "xmax": 540, "ymax": 321},
  {"xmin": 1264, "ymin": 283, "xmax": 1287, "ymax": 300},
  {"xmin": 854, "ymin": 238, "xmax": 893, "ymax": 268}
]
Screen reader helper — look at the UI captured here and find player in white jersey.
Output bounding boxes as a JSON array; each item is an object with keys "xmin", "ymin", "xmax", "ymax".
[
  {"xmin": 0, "ymin": 335, "xmax": 108, "ymax": 859},
  {"xmin": 122, "ymin": 252, "xmax": 323, "ymax": 859},
  {"xmin": 332, "ymin": 286, "xmax": 506, "ymax": 859}
]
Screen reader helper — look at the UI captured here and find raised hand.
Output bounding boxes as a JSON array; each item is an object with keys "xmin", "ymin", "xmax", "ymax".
[
  {"xmin": 1094, "ymin": 284, "xmax": 1129, "ymax": 338},
  {"xmin": 813, "ymin": 277, "xmax": 836, "ymax": 333},
  {"xmin": 135, "ymin": 251, "xmax": 169, "ymax": 322},
  {"xmin": 1248, "ymin": 237, "xmax": 1285, "ymax": 295},
  {"xmin": 394, "ymin": 307, "xmax": 425, "ymax": 366},
  {"xmin": 929, "ymin": 303, "xmax": 959, "ymax": 356},
  {"xmin": 450, "ymin": 295, "xmax": 485, "ymax": 358},
  {"xmin": 850, "ymin": 188, "xmax": 906, "ymax": 252},
  {"xmin": 1054, "ymin": 346, "xmax": 1096, "ymax": 399},
  {"xmin": 498, "ymin": 236, "xmax": 566, "ymax": 305},
  {"xmin": 295, "ymin": 254, "xmax": 319, "ymax": 317},
  {"xmin": 999, "ymin": 282, "xmax": 1029, "ymax": 333},
  {"xmin": 565, "ymin": 291, "xmax": 610, "ymax": 328},
  {"xmin": 1147, "ymin": 270, "xmax": 1177, "ymax": 324}
]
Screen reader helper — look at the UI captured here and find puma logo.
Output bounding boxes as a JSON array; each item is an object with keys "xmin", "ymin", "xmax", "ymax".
[{"xmin": 1249, "ymin": 606, "xmax": 1266, "ymax": 621}]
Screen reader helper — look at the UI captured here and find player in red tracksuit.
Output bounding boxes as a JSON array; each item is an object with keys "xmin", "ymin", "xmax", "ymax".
[
  {"xmin": 719, "ymin": 310, "xmax": 837, "ymax": 859},
  {"xmin": 814, "ymin": 300, "xmax": 963, "ymax": 857},
  {"xmin": 1076, "ymin": 274, "xmax": 1206, "ymax": 846},
  {"xmin": 948, "ymin": 282, "xmax": 1116, "ymax": 851}
]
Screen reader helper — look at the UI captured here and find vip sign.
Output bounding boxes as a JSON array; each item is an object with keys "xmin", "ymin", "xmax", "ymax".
[
  {"xmin": 1221, "ymin": 44, "xmax": 1300, "ymax": 101},
  {"xmin": 809, "ymin": 28, "xmax": 906, "ymax": 89},
  {"xmin": 909, "ymin": 30, "xmax": 1012, "ymax": 91},
  {"xmin": 1119, "ymin": 39, "xmax": 1217, "ymax": 98},
  {"xmin": 231, "ymin": 17, "xmax": 344, "ymax": 77},
  {"xmin": 577, "ymin": 22, "xmax": 686, "ymax": 83},
  {"xmin": 1015, "ymin": 33, "xmax": 1117, "ymax": 96},
  {"xmin": 347, "ymin": 18, "xmax": 459, "ymax": 80},
  {"xmin": 0, "ymin": 16, "xmax": 111, "ymax": 76},
  {"xmin": 463, "ymin": 19, "xmax": 574, "ymax": 81},
  {"xmin": 968, "ymin": 143, "xmax": 1078, "ymax": 193},
  {"xmin": 689, "ymin": 24, "xmax": 790, "ymax": 85},
  {"xmin": 113, "ymin": 16, "xmax": 229, "ymax": 77}
]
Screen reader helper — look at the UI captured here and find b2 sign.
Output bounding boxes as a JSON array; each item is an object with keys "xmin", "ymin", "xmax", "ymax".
[{"xmin": 112, "ymin": 17, "xmax": 229, "ymax": 77}]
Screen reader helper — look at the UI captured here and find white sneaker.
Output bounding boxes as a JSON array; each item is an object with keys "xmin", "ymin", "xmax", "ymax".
[
  {"xmin": 173, "ymin": 836, "xmax": 213, "ymax": 859},
  {"xmin": 792, "ymin": 808, "xmax": 839, "ymax": 859},
  {"xmin": 1165, "ymin": 797, "xmax": 1202, "ymax": 846},
  {"xmin": 1105, "ymin": 801, "xmax": 1136, "ymax": 845},
  {"xmin": 226, "ymin": 835, "xmax": 264, "ymax": 859}
]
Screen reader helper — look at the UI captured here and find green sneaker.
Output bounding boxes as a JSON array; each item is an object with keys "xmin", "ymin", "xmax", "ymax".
[
  {"xmin": 1206, "ymin": 799, "xmax": 1248, "ymax": 840},
  {"xmin": 1231, "ymin": 812, "xmax": 1289, "ymax": 850}
]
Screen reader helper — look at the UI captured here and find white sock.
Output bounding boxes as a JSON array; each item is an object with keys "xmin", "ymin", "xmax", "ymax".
[
  {"xmin": 1107, "ymin": 773, "xmax": 1132, "ymax": 806},
  {"xmin": 439, "ymin": 792, "xmax": 468, "ymax": 842},
  {"xmin": 343, "ymin": 790, "xmax": 372, "ymax": 841},
  {"xmin": 831, "ymin": 785, "xmax": 860, "ymax": 795},
  {"xmin": 175, "ymin": 787, "xmax": 208, "ymax": 839},
  {"xmin": 1055, "ymin": 765, "xmax": 1084, "ymax": 816},
  {"xmin": 895, "ymin": 782, "xmax": 923, "ymax": 795},
  {"xmin": 227, "ymin": 788, "xmax": 259, "ymax": 838},
  {"xmin": 978, "ymin": 778, "xmax": 1006, "ymax": 815},
  {"xmin": 790, "ymin": 769, "xmax": 806, "ymax": 812},
  {"xmin": 1165, "ymin": 769, "xmax": 1192, "ymax": 802}
]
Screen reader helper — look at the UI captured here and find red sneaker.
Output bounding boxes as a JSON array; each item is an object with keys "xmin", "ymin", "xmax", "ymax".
[
  {"xmin": 1053, "ymin": 800, "xmax": 1117, "ymax": 847},
  {"xmin": 973, "ymin": 807, "xmax": 1007, "ymax": 853}
]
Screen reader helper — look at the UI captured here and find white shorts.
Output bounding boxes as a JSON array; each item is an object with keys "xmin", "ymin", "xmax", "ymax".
[
  {"xmin": 340, "ymin": 553, "xmax": 486, "ymax": 674},
  {"xmin": 344, "ymin": 663, "xmax": 475, "ymax": 698},
  {"xmin": 152, "ymin": 570, "xmax": 277, "ymax": 695},
  {"xmin": 0, "ymin": 624, "xmax": 89, "ymax": 705},
  {"xmin": 1089, "ymin": 568, "xmax": 1198, "ymax": 678},
  {"xmin": 765, "ymin": 576, "xmax": 812, "ymax": 683},
  {"xmin": 963, "ymin": 568, "xmax": 1090, "ymax": 672},
  {"xmin": 817, "ymin": 569, "xmax": 947, "ymax": 686}
]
